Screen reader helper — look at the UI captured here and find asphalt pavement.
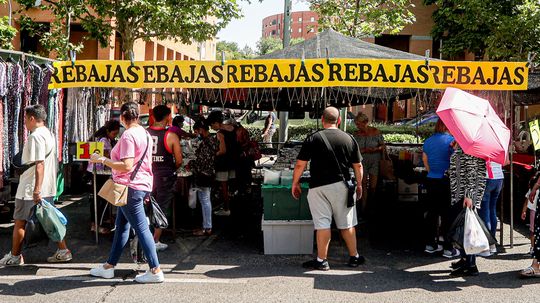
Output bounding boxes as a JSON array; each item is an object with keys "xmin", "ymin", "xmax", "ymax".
[{"xmin": 0, "ymin": 195, "xmax": 539, "ymax": 303}]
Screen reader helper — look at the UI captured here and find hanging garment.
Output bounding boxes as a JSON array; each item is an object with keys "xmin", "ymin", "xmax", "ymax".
[
  {"xmin": 31, "ymin": 63, "xmax": 43, "ymax": 105},
  {"xmin": 39, "ymin": 65, "xmax": 53, "ymax": 107}
]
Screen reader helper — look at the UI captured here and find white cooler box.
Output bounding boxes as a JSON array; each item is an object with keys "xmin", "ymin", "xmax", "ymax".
[{"xmin": 261, "ymin": 218, "xmax": 314, "ymax": 255}]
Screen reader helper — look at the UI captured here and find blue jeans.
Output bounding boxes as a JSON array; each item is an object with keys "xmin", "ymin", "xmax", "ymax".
[
  {"xmin": 197, "ymin": 187, "xmax": 212, "ymax": 229},
  {"xmin": 479, "ymin": 179, "xmax": 503, "ymax": 237},
  {"xmin": 107, "ymin": 188, "xmax": 160, "ymax": 269}
]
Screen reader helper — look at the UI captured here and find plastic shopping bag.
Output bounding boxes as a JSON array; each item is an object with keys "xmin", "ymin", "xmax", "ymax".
[
  {"xmin": 35, "ymin": 200, "xmax": 67, "ymax": 242},
  {"xmin": 463, "ymin": 208, "xmax": 490, "ymax": 255},
  {"xmin": 188, "ymin": 187, "xmax": 198, "ymax": 209},
  {"xmin": 448, "ymin": 208, "xmax": 466, "ymax": 250},
  {"xmin": 145, "ymin": 196, "xmax": 169, "ymax": 229},
  {"xmin": 41, "ymin": 199, "xmax": 68, "ymax": 225},
  {"xmin": 23, "ymin": 205, "xmax": 49, "ymax": 247}
]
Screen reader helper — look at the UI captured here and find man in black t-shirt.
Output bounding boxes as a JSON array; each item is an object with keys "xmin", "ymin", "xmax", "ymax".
[{"xmin": 292, "ymin": 107, "xmax": 365, "ymax": 271}]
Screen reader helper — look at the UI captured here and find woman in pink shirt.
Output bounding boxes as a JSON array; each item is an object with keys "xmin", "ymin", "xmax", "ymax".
[{"xmin": 88, "ymin": 102, "xmax": 164, "ymax": 284}]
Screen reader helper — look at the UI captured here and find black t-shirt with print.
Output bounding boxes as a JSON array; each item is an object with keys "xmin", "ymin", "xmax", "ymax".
[{"xmin": 297, "ymin": 128, "xmax": 363, "ymax": 189}]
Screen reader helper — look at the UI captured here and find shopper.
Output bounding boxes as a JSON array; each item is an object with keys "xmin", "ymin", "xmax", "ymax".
[
  {"xmin": 169, "ymin": 115, "xmax": 196, "ymax": 140},
  {"xmin": 87, "ymin": 120, "xmax": 120, "ymax": 234},
  {"xmin": 0, "ymin": 104, "xmax": 73, "ymax": 266},
  {"xmin": 520, "ymin": 174, "xmax": 540, "ymax": 277},
  {"xmin": 422, "ymin": 120, "xmax": 456, "ymax": 257},
  {"xmin": 292, "ymin": 107, "xmax": 364, "ymax": 271},
  {"xmin": 353, "ymin": 112, "xmax": 384, "ymax": 215},
  {"xmin": 189, "ymin": 120, "xmax": 218, "ymax": 236},
  {"xmin": 89, "ymin": 102, "xmax": 164, "ymax": 283},
  {"xmin": 261, "ymin": 110, "xmax": 277, "ymax": 148},
  {"xmin": 478, "ymin": 161, "xmax": 504, "ymax": 255},
  {"xmin": 448, "ymin": 144, "xmax": 486, "ymax": 277},
  {"xmin": 521, "ymin": 172, "xmax": 539, "ymax": 255},
  {"xmin": 148, "ymin": 105, "xmax": 182, "ymax": 251},
  {"xmin": 207, "ymin": 111, "xmax": 239, "ymax": 217}
]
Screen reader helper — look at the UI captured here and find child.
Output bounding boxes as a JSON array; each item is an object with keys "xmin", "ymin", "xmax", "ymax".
[{"xmin": 522, "ymin": 171, "xmax": 540, "ymax": 255}]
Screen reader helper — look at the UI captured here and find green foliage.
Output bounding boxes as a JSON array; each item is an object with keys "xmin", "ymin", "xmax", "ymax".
[
  {"xmin": 256, "ymin": 37, "xmax": 304, "ymax": 55},
  {"xmin": 0, "ymin": 16, "xmax": 16, "ymax": 50},
  {"xmin": 426, "ymin": 0, "xmax": 539, "ymax": 61},
  {"xmin": 16, "ymin": 0, "xmax": 244, "ymax": 56},
  {"xmin": 383, "ymin": 133, "xmax": 421, "ymax": 143},
  {"xmin": 217, "ymin": 41, "xmax": 255, "ymax": 60},
  {"xmin": 308, "ymin": 0, "xmax": 416, "ymax": 38}
]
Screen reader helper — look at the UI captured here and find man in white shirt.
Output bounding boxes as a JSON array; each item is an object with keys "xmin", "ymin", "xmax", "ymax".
[{"xmin": 0, "ymin": 104, "xmax": 72, "ymax": 266}]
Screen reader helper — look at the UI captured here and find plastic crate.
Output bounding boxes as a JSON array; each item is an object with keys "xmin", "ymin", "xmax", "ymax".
[
  {"xmin": 261, "ymin": 218, "xmax": 314, "ymax": 254},
  {"xmin": 262, "ymin": 184, "xmax": 312, "ymax": 220}
]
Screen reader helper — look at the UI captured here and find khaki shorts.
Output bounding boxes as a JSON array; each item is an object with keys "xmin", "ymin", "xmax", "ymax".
[
  {"xmin": 215, "ymin": 170, "xmax": 236, "ymax": 182},
  {"xmin": 14, "ymin": 197, "xmax": 54, "ymax": 221},
  {"xmin": 307, "ymin": 181, "xmax": 357, "ymax": 230}
]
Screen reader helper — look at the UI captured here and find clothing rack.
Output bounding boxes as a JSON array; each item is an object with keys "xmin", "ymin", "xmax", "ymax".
[{"xmin": 0, "ymin": 48, "xmax": 55, "ymax": 64}]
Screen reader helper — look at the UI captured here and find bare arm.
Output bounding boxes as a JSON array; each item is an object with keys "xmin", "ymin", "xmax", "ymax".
[
  {"xmin": 291, "ymin": 160, "xmax": 308, "ymax": 199},
  {"xmin": 352, "ymin": 162, "xmax": 363, "ymax": 199},
  {"xmin": 90, "ymin": 153, "xmax": 134, "ymax": 173},
  {"xmin": 422, "ymin": 152, "xmax": 430, "ymax": 172},
  {"xmin": 216, "ymin": 132, "xmax": 226, "ymax": 156},
  {"xmin": 32, "ymin": 161, "xmax": 44, "ymax": 203},
  {"xmin": 167, "ymin": 132, "xmax": 183, "ymax": 168}
]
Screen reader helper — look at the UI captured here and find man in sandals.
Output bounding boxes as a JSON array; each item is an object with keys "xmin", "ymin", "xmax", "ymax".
[
  {"xmin": 0, "ymin": 104, "xmax": 72, "ymax": 266},
  {"xmin": 291, "ymin": 107, "xmax": 364, "ymax": 270}
]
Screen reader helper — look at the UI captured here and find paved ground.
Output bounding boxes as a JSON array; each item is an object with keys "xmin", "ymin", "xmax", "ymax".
[{"xmin": 0, "ymin": 195, "xmax": 539, "ymax": 303}]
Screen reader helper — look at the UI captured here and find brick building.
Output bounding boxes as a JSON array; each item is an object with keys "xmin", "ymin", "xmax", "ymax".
[{"xmin": 262, "ymin": 11, "xmax": 319, "ymax": 40}]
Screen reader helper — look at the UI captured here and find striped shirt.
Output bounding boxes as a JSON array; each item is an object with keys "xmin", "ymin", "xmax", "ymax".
[{"xmin": 448, "ymin": 147, "xmax": 486, "ymax": 208}]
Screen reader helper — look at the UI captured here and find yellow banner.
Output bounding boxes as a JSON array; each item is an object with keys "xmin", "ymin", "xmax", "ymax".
[{"xmin": 49, "ymin": 59, "xmax": 528, "ymax": 91}]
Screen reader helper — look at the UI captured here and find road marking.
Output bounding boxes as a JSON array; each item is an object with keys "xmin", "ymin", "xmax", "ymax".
[{"xmin": 0, "ymin": 275, "xmax": 247, "ymax": 284}]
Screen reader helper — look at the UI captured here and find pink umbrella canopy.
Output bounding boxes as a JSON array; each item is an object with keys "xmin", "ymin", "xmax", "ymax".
[{"xmin": 436, "ymin": 87, "xmax": 510, "ymax": 165}]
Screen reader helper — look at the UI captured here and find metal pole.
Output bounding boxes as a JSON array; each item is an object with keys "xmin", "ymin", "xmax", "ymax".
[
  {"xmin": 93, "ymin": 167, "xmax": 99, "ymax": 244},
  {"xmin": 510, "ymin": 92, "xmax": 514, "ymax": 248},
  {"xmin": 279, "ymin": 0, "xmax": 292, "ymax": 145}
]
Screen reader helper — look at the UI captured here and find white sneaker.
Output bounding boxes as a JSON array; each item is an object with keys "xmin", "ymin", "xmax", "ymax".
[
  {"xmin": 424, "ymin": 244, "xmax": 443, "ymax": 254},
  {"xmin": 0, "ymin": 252, "xmax": 24, "ymax": 266},
  {"xmin": 47, "ymin": 249, "xmax": 73, "ymax": 263},
  {"xmin": 135, "ymin": 270, "xmax": 165, "ymax": 283},
  {"xmin": 214, "ymin": 209, "xmax": 231, "ymax": 216},
  {"xmin": 155, "ymin": 242, "xmax": 168, "ymax": 252},
  {"xmin": 489, "ymin": 244, "xmax": 497, "ymax": 254},
  {"xmin": 90, "ymin": 264, "xmax": 115, "ymax": 279},
  {"xmin": 442, "ymin": 249, "xmax": 460, "ymax": 258}
]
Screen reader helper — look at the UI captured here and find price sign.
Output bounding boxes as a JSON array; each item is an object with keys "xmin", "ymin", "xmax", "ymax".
[
  {"xmin": 76, "ymin": 142, "xmax": 104, "ymax": 161},
  {"xmin": 529, "ymin": 120, "xmax": 540, "ymax": 151}
]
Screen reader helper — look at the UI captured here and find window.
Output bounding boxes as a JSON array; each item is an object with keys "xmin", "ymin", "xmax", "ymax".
[
  {"xmin": 298, "ymin": 17, "xmax": 302, "ymax": 22},
  {"xmin": 298, "ymin": 28, "xmax": 302, "ymax": 33},
  {"xmin": 308, "ymin": 28, "xmax": 314, "ymax": 33},
  {"xmin": 310, "ymin": 17, "xmax": 315, "ymax": 22},
  {"xmin": 271, "ymin": 30, "xmax": 276, "ymax": 36},
  {"xmin": 272, "ymin": 19, "xmax": 277, "ymax": 25}
]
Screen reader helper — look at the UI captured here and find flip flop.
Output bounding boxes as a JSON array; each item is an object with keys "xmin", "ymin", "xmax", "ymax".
[{"xmin": 519, "ymin": 266, "xmax": 540, "ymax": 278}]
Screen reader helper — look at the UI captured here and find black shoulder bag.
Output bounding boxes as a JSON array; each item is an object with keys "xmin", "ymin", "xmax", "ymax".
[{"xmin": 318, "ymin": 131, "xmax": 357, "ymax": 208}]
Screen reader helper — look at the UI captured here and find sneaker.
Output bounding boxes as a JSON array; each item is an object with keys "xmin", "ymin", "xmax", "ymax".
[
  {"xmin": 47, "ymin": 249, "xmax": 72, "ymax": 263},
  {"xmin": 90, "ymin": 264, "xmax": 114, "ymax": 279},
  {"xmin": 347, "ymin": 255, "xmax": 366, "ymax": 267},
  {"xmin": 489, "ymin": 244, "xmax": 497, "ymax": 254},
  {"xmin": 442, "ymin": 249, "xmax": 460, "ymax": 259},
  {"xmin": 155, "ymin": 242, "xmax": 168, "ymax": 252},
  {"xmin": 424, "ymin": 244, "xmax": 443, "ymax": 254},
  {"xmin": 451, "ymin": 258, "xmax": 466, "ymax": 269},
  {"xmin": 302, "ymin": 259, "xmax": 330, "ymax": 271},
  {"xmin": 450, "ymin": 265, "xmax": 479, "ymax": 277},
  {"xmin": 0, "ymin": 252, "xmax": 24, "ymax": 266},
  {"xmin": 478, "ymin": 250, "xmax": 492, "ymax": 257},
  {"xmin": 135, "ymin": 270, "xmax": 165, "ymax": 283},
  {"xmin": 214, "ymin": 209, "xmax": 231, "ymax": 216}
]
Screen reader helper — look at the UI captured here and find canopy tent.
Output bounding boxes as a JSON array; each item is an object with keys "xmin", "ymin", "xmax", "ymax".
[
  {"xmin": 191, "ymin": 29, "xmax": 436, "ymax": 110},
  {"xmin": 513, "ymin": 72, "xmax": 540, "ymax": 105}
]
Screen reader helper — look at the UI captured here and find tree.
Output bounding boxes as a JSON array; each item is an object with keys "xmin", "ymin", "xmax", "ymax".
[
  {"xmin": 486, "ymin": 0, "xmax": 540, "ymax": 61},
  {"xmin": 256, "ymin": 37, "xmax": 304, "ymax": 55},
  {"xmin": 0, "ymin": 0, "xmax": 17, "ymax": 49},
  {"xmin": 16, "ymin": 0, "xmax": 244, "ymax": 58},
  {"xmin": 308, "ymin": 0, "xmax": 416, "ymax": 38},
  {"xmin": 216, "ymin": 41, "xmax": 255, "ymax": 60},
  {"xmin": 425, "ymin": 0, "xmax": 534, "ymax": 60}
]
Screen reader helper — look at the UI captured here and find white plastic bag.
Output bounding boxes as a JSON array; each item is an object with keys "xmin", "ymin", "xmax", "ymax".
[
  {"xmin": 188, "ymin": 187, "xmax": 198, "ymax": 209},
  {"xmin": 463, "ymin": 207, "xmax": 490, "ymax": 255}
]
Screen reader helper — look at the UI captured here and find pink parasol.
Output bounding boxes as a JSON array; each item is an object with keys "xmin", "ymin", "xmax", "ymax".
[{"xmin": 436, "ymin": 87, "xmax": 510, "ymax": 167}]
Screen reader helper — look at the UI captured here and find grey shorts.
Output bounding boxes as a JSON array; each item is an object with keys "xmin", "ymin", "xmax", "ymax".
[
  {"xmin": 215, "ymin": 170, "xmax": 236, "ymax": 182},
  {"xmin": 307, "ymin": 181, "xmax": 358, "ymax": 230},
  {"xmin": 14, "ymin": 197, "xmax": 54, "ymax": 221}
]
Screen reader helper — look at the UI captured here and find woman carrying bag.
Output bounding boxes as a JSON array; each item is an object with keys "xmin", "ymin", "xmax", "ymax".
[{"xmin": 88, "ymin": 102, "xmax": 164, "ymax": 284}]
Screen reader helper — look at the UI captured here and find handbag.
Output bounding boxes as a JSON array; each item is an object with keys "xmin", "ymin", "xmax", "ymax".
[
  {"xmin": 379, "ymin": 148, "xmax": 395, "ymax": 180},
  {"xmin": 319, "ymin": 131, "xmax": 357, "ymax": 208},
  {"xmin": 12, "ymin": 148, "xmax": 53, "ymax": 175},
  {"xmin": 145, "ymin": 196, "xmax": 169, "ymax": 229},
  {"xmin": 98, "ymin": 134, "xmax": 150, "ymax": 207}
]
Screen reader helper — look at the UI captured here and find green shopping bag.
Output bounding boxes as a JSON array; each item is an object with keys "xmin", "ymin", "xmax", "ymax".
[{"xmin": 35, "ymin": 200, "xmax": 66, "ymax": 242}]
